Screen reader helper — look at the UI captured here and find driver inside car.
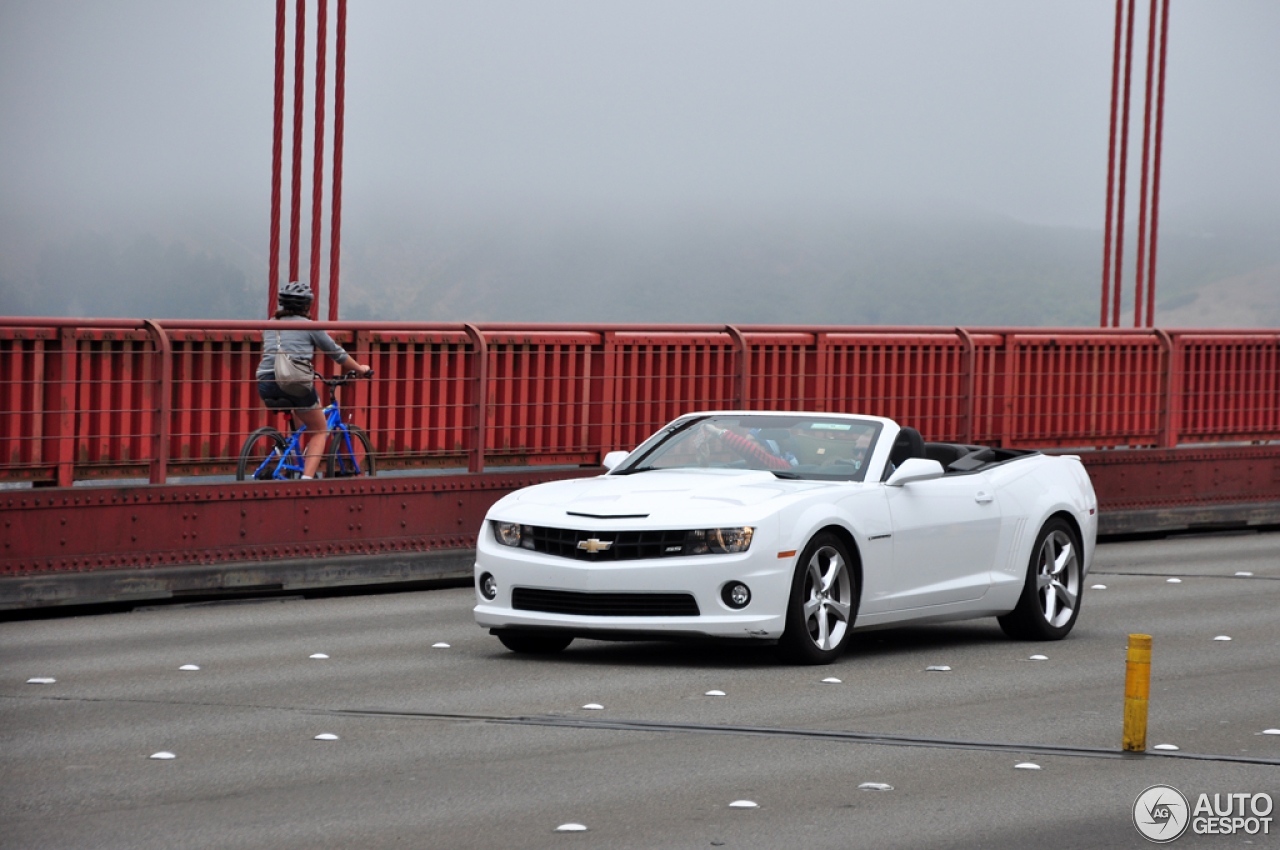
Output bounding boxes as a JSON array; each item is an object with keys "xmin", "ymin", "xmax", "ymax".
[{"xmin": 698, "ymin": 421, "xmax": 798, "ymax": 471}]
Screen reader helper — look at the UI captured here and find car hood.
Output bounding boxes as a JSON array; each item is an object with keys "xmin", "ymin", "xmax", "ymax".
[{"xmin": 496, "ymin": 468, "xmax": 831, "ymax": 525}]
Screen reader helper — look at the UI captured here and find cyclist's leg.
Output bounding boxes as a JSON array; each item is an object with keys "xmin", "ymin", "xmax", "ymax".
[{"xmin": 296, "ymin": 405, "xmax": 330, "ymax": 478}]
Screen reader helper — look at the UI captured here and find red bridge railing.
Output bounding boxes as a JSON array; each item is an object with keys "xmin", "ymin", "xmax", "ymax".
[{"xmin": 2, "ymin": 319, "xmax": 1277, "ymax": 486}]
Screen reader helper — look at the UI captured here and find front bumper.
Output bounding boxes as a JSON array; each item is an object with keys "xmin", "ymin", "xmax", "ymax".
[{"xmin": 473, "ymin": 530, "xmax": 793, "ymax": 639}]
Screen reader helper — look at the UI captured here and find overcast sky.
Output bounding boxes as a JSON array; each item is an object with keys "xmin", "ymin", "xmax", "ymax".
[{"xmin": 2, "ymin": 1, "xmax": 1277, "ymax": 262}]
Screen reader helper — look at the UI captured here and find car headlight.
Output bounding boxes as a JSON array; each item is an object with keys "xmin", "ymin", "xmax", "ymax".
[
  {"xmin": 686, "ymin": 527, "xmax": 754, "ymax": 555},
  {"xmin": 492, "ymin": 521, "xmax": 535, "ymax": 549}
]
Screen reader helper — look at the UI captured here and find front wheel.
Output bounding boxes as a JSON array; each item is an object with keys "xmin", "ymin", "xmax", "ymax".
[
  {"xmin": 236, "ymin": 427, "xmax": 289, "ymax": 481},
  {"xmin": 327, "ymin": 425, "xmax": 375, "ymax": 478},
  {"xmin": 998, "ymin": 517, "xmax": 1083, "ymax": 641},
  {"xmin": 496, "ymin": 631, "xmax": 574, "ymax": 655},
  {"xmin": 778, "ymin": 532, "xmax": 859, "ymax": 665}
]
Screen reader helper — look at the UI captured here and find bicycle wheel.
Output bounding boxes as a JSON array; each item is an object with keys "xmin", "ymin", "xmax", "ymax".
[
  {"xmin": 327, "ymin": 424, "xmax": 376, "ymax": 478},
  {"xmin": 236, "ymin": 427, "xmax": 290, "ymax": 481}
]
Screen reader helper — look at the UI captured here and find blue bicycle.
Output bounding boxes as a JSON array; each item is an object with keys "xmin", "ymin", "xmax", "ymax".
[{"xmin": 236, "ymin": 370, "xmax": 376, "ymax": 480}]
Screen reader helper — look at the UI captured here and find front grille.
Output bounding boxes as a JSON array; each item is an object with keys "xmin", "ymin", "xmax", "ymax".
[
  {"xmin": 512, "ymin": 588, "xmax": 700, "ymax": 617},
  {"xmin": 525, "ymin": 526, "xmax": 693, "ymax": 560}
]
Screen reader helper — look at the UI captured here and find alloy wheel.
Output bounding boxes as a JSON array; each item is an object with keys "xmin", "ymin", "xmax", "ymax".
[
  {"xmin": 1035, "ymin": 529, "xmax": 1080, "ymax": 628},
  {"xmin": 802, "ymin": 545, "xmax": 853, "ymax": 651}
]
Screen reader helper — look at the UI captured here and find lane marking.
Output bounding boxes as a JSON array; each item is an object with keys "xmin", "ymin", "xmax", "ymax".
[
  {"xmin": 13, "ymin": 695, "xmax": 1279, "ymax": 768},
  {"xmin": 327, "ymin": 707, "xmax": 1280, "ymax": 767},
  {"xmin": 1089, "ymin": 570, "xmax": 1278, "ymax": 580}
]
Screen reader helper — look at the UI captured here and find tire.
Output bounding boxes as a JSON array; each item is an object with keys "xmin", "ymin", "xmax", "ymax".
[
  {"xmin": 998, "ymin": 517, "xmax": 1083, "ymax": 641},
  {"xmin": 236, "ymin": 427, "xmax": 290, "ymax": 481},
  {"xmin": 778, "ymin": 532, "xmax": 859, "ymax": 665},
  {"xmin": 327, "ymin": 425, "xmax": 375, "ymax": 478},
  {"xmin": 496, "ymin": 631, "xmax": 574, "ymax": 655}
]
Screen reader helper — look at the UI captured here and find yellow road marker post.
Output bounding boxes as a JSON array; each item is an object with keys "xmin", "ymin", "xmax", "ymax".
[{"xmin": 1123, "ymin": 634, "xmax": 1152, "ymax": 752}]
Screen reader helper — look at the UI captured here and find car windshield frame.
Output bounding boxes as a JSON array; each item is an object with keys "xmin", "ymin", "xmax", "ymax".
[{"xmin": 612, "ymin": 414, "xmax": 884, "ymax": 482}]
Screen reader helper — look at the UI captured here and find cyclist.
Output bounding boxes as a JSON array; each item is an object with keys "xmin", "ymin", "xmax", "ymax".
[{"xmin": 255, "ymin": 280, "xmax": 372, "ymax": 480}]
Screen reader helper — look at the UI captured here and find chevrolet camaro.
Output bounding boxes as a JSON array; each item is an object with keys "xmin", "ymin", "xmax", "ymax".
[{"xmin": 473, "ymin": 411, "xmax": 1098, "ymax": 664}]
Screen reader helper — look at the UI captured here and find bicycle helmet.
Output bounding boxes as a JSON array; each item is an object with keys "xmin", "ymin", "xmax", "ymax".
[{"xmin": 278, "ymin": 280, "xmax": 314, "ymax": 314}]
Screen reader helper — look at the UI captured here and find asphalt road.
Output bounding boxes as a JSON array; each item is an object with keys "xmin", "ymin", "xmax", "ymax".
[{"xmin": 3, "ymin": 531, "xmax": 1278, "ymax": 850}]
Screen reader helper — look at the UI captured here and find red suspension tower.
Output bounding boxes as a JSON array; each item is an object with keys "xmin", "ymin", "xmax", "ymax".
[
  {"xmin": 1100, "ymin": 0, "xmax": 1171, "ymax": 328},
  {"xmin": 267, "ymin": 0, "xmax": 349, "ymax": 321}
]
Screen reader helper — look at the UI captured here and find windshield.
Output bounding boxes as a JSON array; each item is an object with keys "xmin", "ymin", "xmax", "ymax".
[{"xmin": 616, "ymin": 415, "xmax": 883, "ymax": 482}]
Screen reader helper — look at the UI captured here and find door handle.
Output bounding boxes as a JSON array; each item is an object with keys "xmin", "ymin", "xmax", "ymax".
[{"xmin": 974, "ymin": 491, "xmax": 994, "ymax": 504}]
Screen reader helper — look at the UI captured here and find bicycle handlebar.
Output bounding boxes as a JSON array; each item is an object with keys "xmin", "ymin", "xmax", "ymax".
[{"xmin": 321, "ymin": 369, "xmax": 375, "ymax": 386}]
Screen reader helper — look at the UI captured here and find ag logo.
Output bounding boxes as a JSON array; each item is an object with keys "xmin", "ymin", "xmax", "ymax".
[{"xmin": 1134, "ymin": 785, "xmax": 1190, "ymax": 843}]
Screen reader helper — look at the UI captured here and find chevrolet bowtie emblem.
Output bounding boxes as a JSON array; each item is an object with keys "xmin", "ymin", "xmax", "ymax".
[{"xmin": 577, "ymin": 538, "xmax": 613, "ymax": 554}]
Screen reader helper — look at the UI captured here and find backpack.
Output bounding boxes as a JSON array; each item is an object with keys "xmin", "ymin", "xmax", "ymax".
[{"xmin": 272, "ymin": 330, "xmax": 316, "ymax": 396}]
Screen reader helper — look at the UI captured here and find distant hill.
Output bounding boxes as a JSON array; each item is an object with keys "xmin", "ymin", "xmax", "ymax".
[
  {"xmin": 3, "ymin": 205, "xmax": 1277, "ymax": 328},
  {"xmin": 337, "ymin": 207, "xmax": 1280, "ymax": 329},
  {"xmin": 1124, "ymin": 264, "xmax": 1280, "ymax": 328}
]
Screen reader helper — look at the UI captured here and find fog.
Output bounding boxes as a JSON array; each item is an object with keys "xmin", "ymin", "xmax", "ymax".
[{"xmin": 1, "ymin": 1, "xmax": 1277, "ymax": 324}]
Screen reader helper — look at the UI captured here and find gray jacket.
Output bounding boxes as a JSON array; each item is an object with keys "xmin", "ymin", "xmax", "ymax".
[{"xmin": 256, "ymin": 316, "xmax": 350, "ymax": 381}]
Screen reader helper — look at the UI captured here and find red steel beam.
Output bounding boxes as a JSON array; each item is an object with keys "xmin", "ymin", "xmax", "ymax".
[
  {"xmin": 143, "ymin": 320, "xmax": 172, "ymax": 484},
  {"xmin": 2, "ymin": 321, "xmax": 1278, "ymax": 484},
  {"xmin": 1146, "ymin": 0, "xmax": 1171, "ymax": 328},
  {"xmin": 464, "ymin": 323, "xmax": 489, "ymax": 473},
  {"xmin": 309, "ymin": 0, "xmax": 327, "ymax": 317},
  {"xmin": 18, "ymin": 318, "xmax": 1274, "ymax": 335},
  {"xmin": 1101, "ymin": 0, "xmax": 1125, "ymax": 327},
  {"xmin": 1112, "ymin": 0, "xmax": 1137, "ymax": 327},
  {"xmin": 268, "ymin": 0, "xmax": 286, "ymax": 316},
  {"xmin": 0, "ymin": 470, "xmax": 597, "ymax": 581},
  {"xmin": 328, "ymin": 0, "xmax": 346, "ymax": 321},
  {"xmin": 55, "ymin": 327, "xmax": 76, "ymax": 487},
  {"xmin": 289, "ymin": 0, "xmax": 306, "ymax": 285},
  {"xmin": 1132, "ymin": 0, "xmax": 1160, "ymax": 328}
]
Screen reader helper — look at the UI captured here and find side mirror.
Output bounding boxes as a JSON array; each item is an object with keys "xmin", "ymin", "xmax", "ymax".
[
  {"xmin": 602, "ymin": 450, "xmax": 630, "ymax": 471},
  {"xmin": 885, "ymin": 457, "xmax": 945, "ymax": 487}
]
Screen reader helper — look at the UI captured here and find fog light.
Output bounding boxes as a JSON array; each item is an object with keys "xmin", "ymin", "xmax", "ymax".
[
  {"xmin": 479, "ymin": 572, "xmax": 497, "ymax": 601},
  {"xmin": 722, "ymin": 582, "xmax": 751, "ymax": 609}
]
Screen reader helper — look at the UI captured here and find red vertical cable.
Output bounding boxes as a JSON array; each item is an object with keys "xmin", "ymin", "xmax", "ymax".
[
  {"xmin": 328, "ymin": 0, "xmax": 347, "ymax": 322},
  {"xmin": 1146, "ymin": 0, "xmax": 1170, "ymax": 328},
  {"xmin": 268, "ymin": 0, "xmax": 286, "ymax": 316},
  {"xmin": 1101, "ymin": 0, "xmax": 1124, "ymax": 328},
  {"xmin": 1132, "ymin": 0, "xmax": 1159, "ymax": 328},
  {"xmin": 309, "ymin": 0, "xmax": 327, "ymax": 319},
  {"xmin": 1112, "ymin": 0, "xmax": 1137, "ymax": 327},
  {"xmin": 289, "ymin": 0, "xmax": 306, "ymax": 284}
]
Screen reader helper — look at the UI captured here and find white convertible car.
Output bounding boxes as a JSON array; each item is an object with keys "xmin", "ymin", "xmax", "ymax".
[{"xmin": 473, "ymin": 412, "xmax": 1097, "ymax": 664}]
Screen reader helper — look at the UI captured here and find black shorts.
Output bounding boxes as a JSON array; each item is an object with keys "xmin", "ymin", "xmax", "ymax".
[{"xmin": 258, "ymin": 380, "xmax": 320, "ymax": 411}]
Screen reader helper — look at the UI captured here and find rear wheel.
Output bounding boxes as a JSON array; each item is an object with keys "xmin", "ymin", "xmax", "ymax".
[
  {"xmin": 496, "ymin": 632, "xmax": 574, "ymax": 655},
  {"xmin": 778, "ymin": 532, "xmax": 859, "ymax": 665},
  {"xmin": 236, "ymin": 427, "xmax": 290, "ymax": 481},
  {"xmin": 998, "ymin": 517, "xmax": 1083, "ymax": 641},
  {"xmin": 327, "ymin": 425, "xmax": 375, "ymax": 478}
]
